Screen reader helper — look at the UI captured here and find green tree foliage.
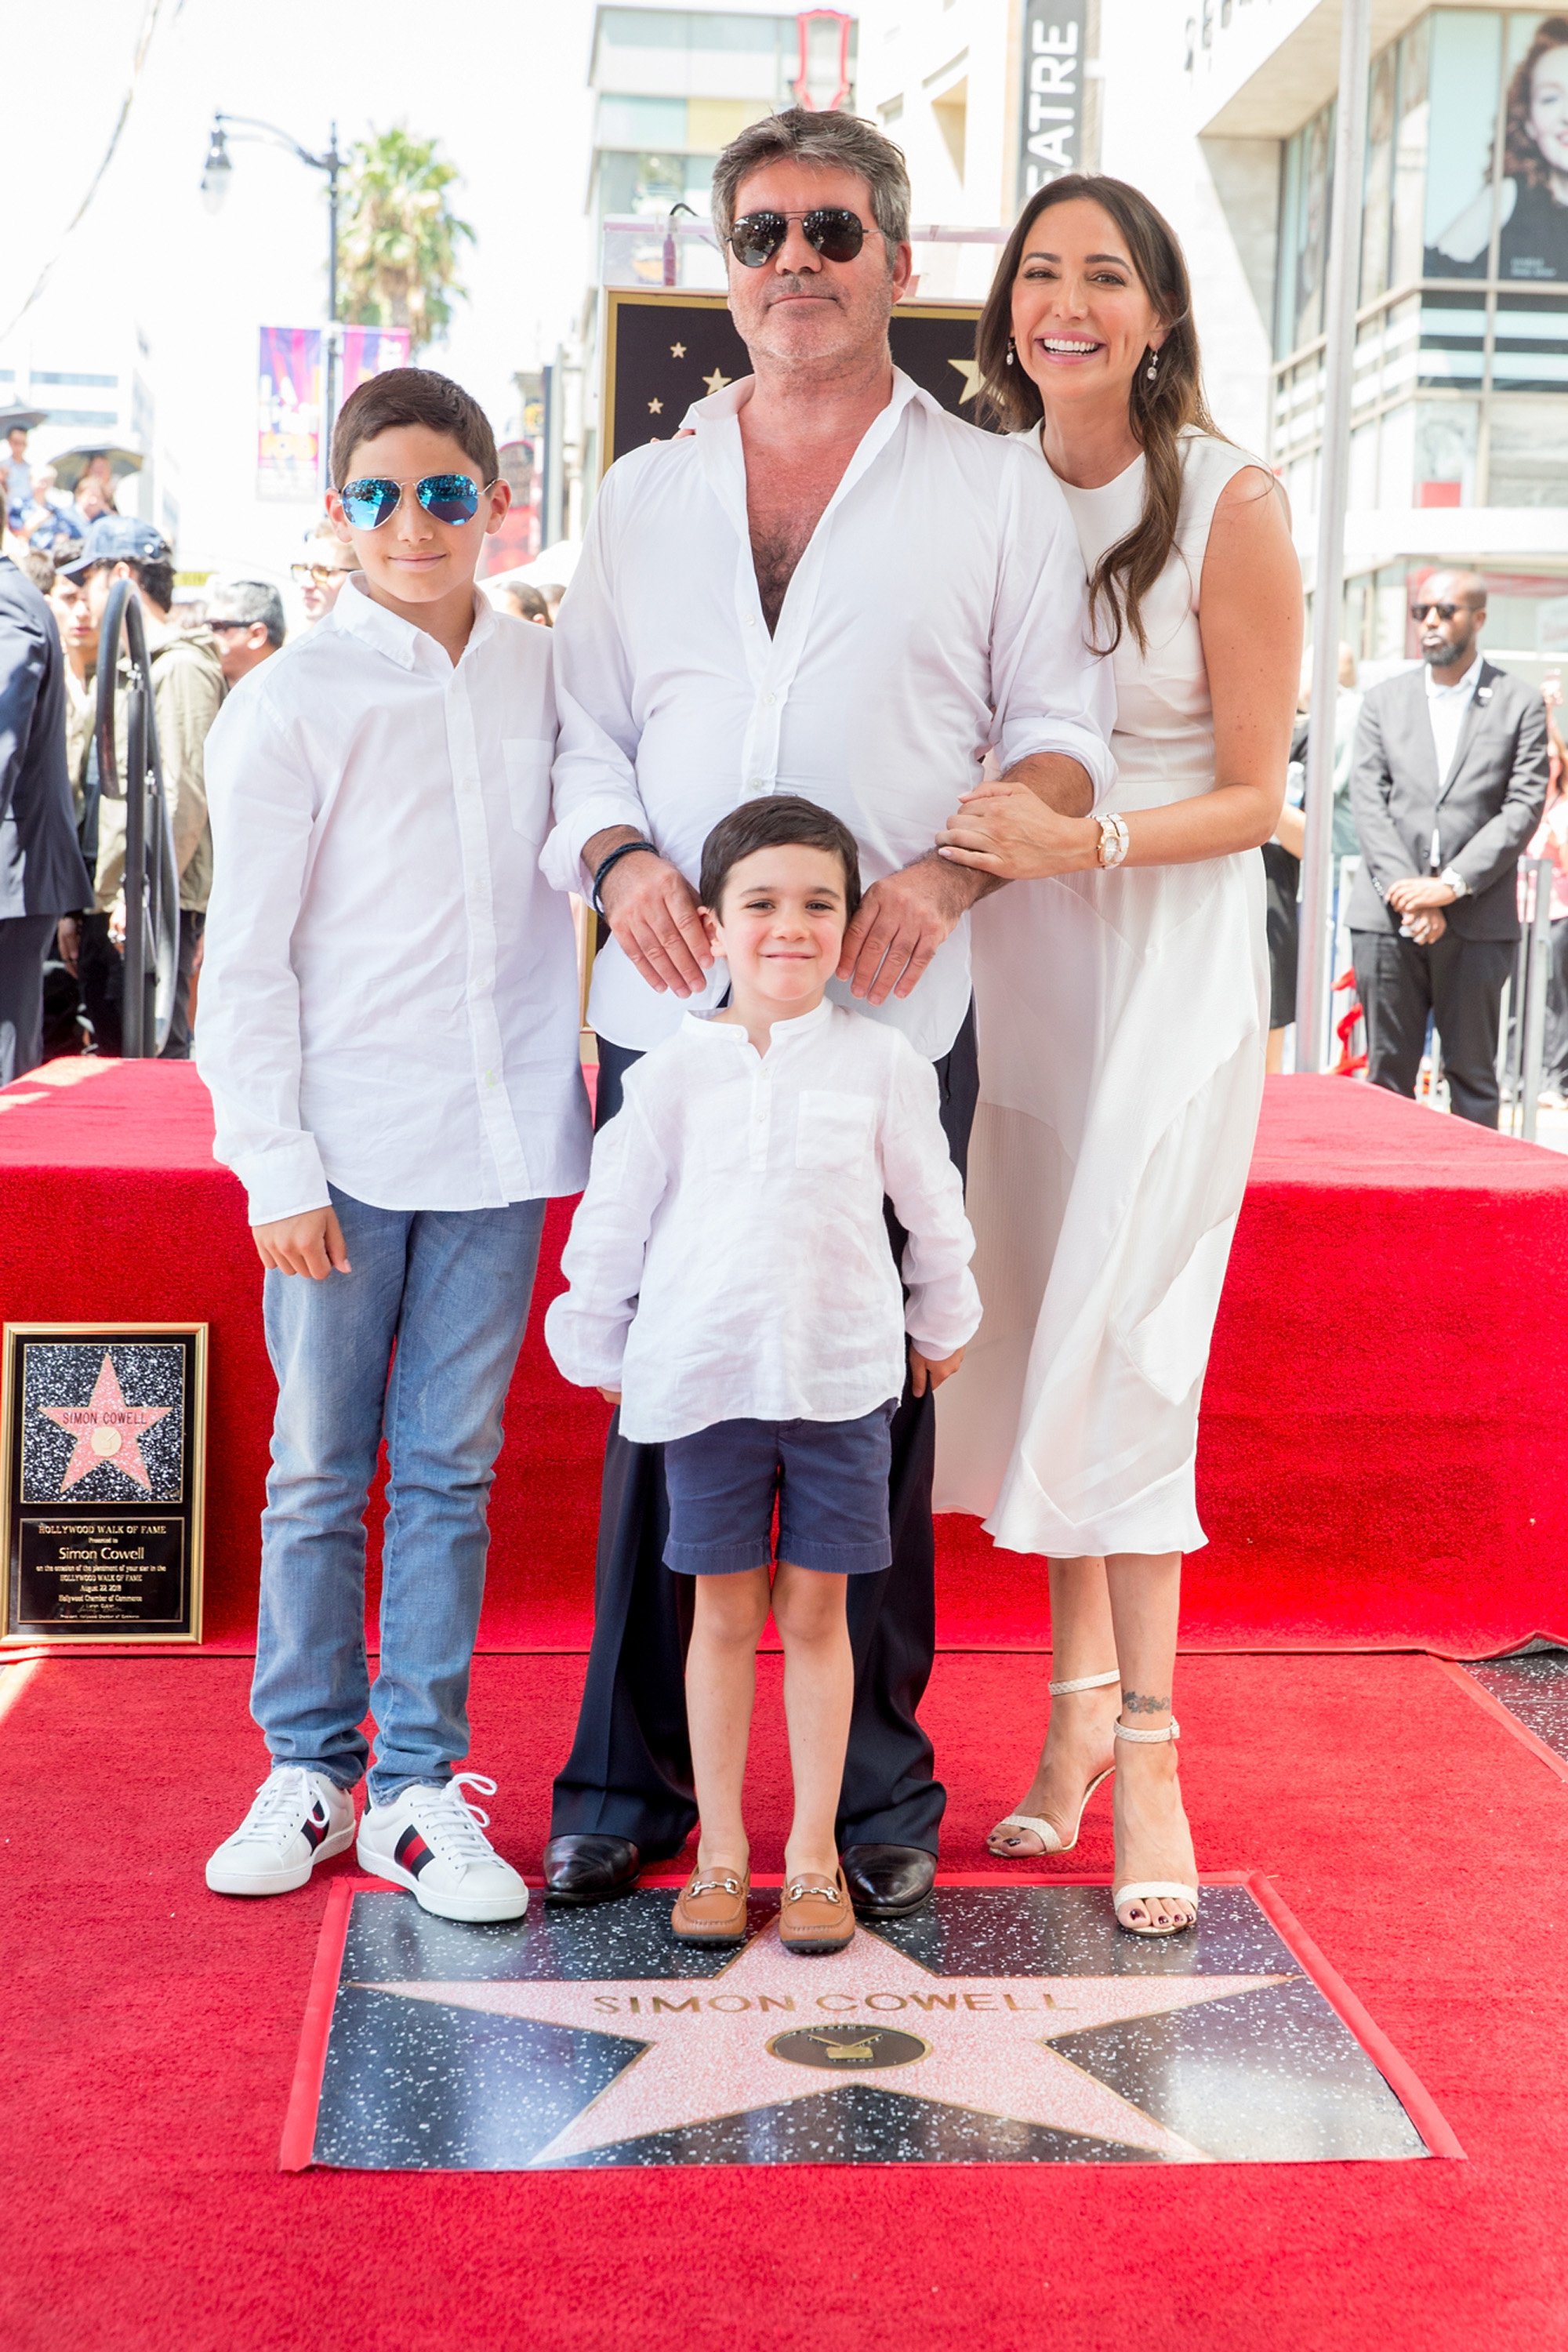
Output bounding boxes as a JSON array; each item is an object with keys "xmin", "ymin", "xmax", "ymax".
[{"xmin": 339, "ymin": 126, "xmax": 474, "ymax": 353}]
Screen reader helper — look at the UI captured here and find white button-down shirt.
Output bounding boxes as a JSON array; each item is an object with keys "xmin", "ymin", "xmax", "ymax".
[
  {"xmin": 545, "ymin": 1000, "xmax": 982, "ymax": 1444},
  {"xmin": 1425, "ymin": 652, "xmax": 1483, "ymax": 791},
  {"xmin": 543, "ymin": 370, "xmax": 1116, "ymax": 1062},
  {"xmin": 198, "ymin": 578, "xmax": 592, "ymax": 1225}
]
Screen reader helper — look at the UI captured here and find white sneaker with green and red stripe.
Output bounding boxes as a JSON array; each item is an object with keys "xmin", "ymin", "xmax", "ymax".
[
  {"xmin": 205, "ymin": 1766, "xmax": 357, "ymax": 1896},
  {"xmin": 356, "ymin": 1772, "xmax": 528, "ymax": 1923}
]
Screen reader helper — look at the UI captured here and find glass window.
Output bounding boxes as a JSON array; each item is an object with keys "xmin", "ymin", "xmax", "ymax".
[
  {"xmin": 1423, "ymin": 10, "xmax": 1505, "ymax": 277},
  {"xmin": 1486, "ymin": 390, "xmax": 1568, "ymax": 501},
  {"xmin": 1361, "ymin": 45, "xmax": 1398, "ymax": 303},
  {"xmin": 1416, "ymin": 291, "xmax": 1487, "ymax": 386},
  {"xmin": 1492, "ymin": 286, "xmax": 1568, "ymax": 387},
  {"xmin": 1377, "ymin": 400, "xmax": 1417, "ymax": 506},
  {"xmin": 1276, "ymin": 131, "xmax": 1302, "ymax": 358},
  {"xmin": 597, "ymin": 96, "xmax": 688, "ymax": 149},
  {"xmin": 1413, "ymin": 400, "xmax": 1479, "ymax": 503},
  {"xmin": 1294, "ymin": 105, "xmax": 1334, "ymax": 350},
  {"xmin": 1497, "ymin": 13, "xmax": 1568, "ymax": 281},
  {"xmin": 1391, "ymin": 18, "xmax": 1431, "ymax": 287}
]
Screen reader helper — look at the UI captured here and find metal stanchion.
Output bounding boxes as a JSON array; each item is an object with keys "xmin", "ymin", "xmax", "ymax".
[{"xmin": 93, "ymin": 579, "xmax": 179, "ymax": 1057}]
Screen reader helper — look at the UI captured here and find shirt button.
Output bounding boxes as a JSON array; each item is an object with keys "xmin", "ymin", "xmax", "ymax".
[
  {"xmin": 750, "ymin": 777, "xmax": 764, "ymax": 789},
  {"xmin": 762, "ymin": 691, "xmax": 776, "ymax": 706}
]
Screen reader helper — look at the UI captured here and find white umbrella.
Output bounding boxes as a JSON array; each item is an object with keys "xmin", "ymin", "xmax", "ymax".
[{"xmin": 517, "ymin": 539, "xmax": 580, "ymax": 587}]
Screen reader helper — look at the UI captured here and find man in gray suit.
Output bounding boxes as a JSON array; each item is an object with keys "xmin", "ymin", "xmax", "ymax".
[
  {"xmin": 1348, "ymin": 570, "xmax": 1548, "ymax": 1126},
  {"xmin": 0, "ymin": 554, "xmax": 93, "ymax": 1083}
]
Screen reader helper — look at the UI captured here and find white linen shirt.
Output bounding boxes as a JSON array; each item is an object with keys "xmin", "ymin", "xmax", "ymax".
[
  {"xmin": 544, "ymin": 1000, "xmax": 982, "ymax": 1445},
  {"xmin": 198, "ymin": 577, "xmax": 592, "ymax": 1224},
  {"xmin": 543, "ymin": 368, "xmax": 1116, "ymax": 1062}
]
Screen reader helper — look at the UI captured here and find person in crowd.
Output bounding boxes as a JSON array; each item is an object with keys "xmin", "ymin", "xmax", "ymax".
[
  {"xmin": 290, "ymin": 526, "xmax": 357, "ymax": 626},
  {"xmin": 205, "ymin": 577, "xmax": 285, "ymax": 686},
  {"xmin": 935, "ymin": 175, "xmax": 1301, "ymax": 1936},
  {"xmin": 5, "ymin": 424, "xmax": 32, "ymax": 517},
  {"xmin": 1348, "ymin": 571, "xmax": 1548, "ymax": 1127},
  {"xmin": 494, "ymin": 579, "xmax": 550, "ymax": 626},
  {"xmin": 0, "ymin": 546, "xmax": 93, "ymax": 1083},
  {"xmin": 73, "ymin": 474, "xmax": 116, "ymax": 526},
  {"xmin": 45, "ymin": 563, "xmax": 100, "ymax": 827},
  {"xmin": 58, "ymin": 519, "xmax": 226, "ymax": 1060},
  {"xmin": 547, "ymin": 797, "xmax": 979, "ymax": 1951},
  {"xmin": 542, "ymin": 107, "xmax": 1111, "ymax": 1917},
  {"xmin": 1533, "ymin": 672, "xmax": 1568, "ymax": 1108},
  {"xmin": 534, "ymin": 581, "xmax": 567, "ymax": 624},
  {"xmin": 1266, "ymin": 643, "xmax": 1363, "ymax": 1069},
  {"xmin": 199, "ymin": 367, "xmax": 590, "ymax": 1921},
  {"xmin": 17, "ymin": 546, "xmax": 53, "ymax": 598}
]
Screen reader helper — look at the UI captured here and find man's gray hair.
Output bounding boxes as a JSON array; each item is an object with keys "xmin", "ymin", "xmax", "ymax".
[
  {"xmin": 209, "ymin": 575, "xmax": 285, "ymax": 648},
  {"xmin": 710, "ymin": 108, "xmax": 912, "ymax": 253}
]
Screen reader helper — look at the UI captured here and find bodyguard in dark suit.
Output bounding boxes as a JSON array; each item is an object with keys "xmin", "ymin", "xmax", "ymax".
[
  {"xmin": 1348, "ymin": 571, "xmax": 1548, "ymax": 1126},
  {"xmin": 0, "ymin": 557, "xmax": 93, "ymax": 1083}
]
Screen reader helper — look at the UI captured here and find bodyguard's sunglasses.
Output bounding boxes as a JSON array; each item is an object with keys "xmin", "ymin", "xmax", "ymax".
[
  {"xmin": 337, "ymin": 472, "xmax": 492, "ymax": 530},
  {"xmin": 1410, "ymin": 600, "xmax": 1462, "ymax": 622},
  {"xmin": 728, "ymin": 207, "xmax": 868, "ymax": 268}
]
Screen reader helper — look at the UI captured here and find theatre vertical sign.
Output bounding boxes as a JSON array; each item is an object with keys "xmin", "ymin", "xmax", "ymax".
[{"xmin": 1017, "ymin": 0, "xmax": 1087, "ymax": 205}]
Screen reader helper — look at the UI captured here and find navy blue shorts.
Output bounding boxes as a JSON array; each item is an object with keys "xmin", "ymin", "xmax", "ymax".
[{"xmin": 662, "ymin": 1404, "xmax": 896, "ymax": 1577}]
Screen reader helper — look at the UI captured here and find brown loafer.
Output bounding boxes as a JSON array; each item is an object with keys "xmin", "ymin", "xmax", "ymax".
[
  {"xmin": 670, "ymin": 1865, "xmax": 749, "ymax": 1944},
  {"xmin": 778, "ymin": 1867, "xmax": 855, "ymax": 1955}
]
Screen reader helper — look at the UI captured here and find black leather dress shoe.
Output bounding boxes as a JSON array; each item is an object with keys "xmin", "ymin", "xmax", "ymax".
[
  {"xmin": 543, "ymin": 1834, "xmax": 642, "ymax": 1904},
  {"xmin": 839, "ymin": 1844, "xmax": 936, "ymax": 1917}
]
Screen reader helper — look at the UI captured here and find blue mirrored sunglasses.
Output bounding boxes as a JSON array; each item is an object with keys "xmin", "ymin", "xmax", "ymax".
[{"xmin": 338, "ymin": 472, "xmax": 488, "ymax": 530}]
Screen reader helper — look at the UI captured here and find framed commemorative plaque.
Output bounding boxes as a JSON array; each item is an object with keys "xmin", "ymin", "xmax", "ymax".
[{"xmin": 2, "ymin": 1323, "xmax": 207, "ymax": 1646}]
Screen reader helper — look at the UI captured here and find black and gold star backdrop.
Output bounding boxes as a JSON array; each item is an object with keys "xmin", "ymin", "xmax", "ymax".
[{"xmin": 601, "ymin": 289, "xmax": 990, "ymax": 474}]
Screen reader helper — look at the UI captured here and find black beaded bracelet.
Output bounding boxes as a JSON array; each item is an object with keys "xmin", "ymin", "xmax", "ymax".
[{"xmin": 590, "ymin": 838, "xmax": 660, "ymax": 916}]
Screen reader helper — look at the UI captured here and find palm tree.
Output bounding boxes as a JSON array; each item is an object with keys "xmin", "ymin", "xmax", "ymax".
[{"xmin": 338, "ymin": 126, "xmax": 474, "ymax": 354}]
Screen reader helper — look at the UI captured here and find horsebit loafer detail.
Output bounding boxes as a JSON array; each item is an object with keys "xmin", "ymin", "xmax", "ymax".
[
  {"xmin": 670, "ymin": 1866, "xmax": 750, "ymax": 1944},
  {"xmin": 839, "ymin": 1843, "xmax": 937, "ymax": 1917},
  {"xmin": 542, "ymin": 1833, "xmax": 642, "ymax": 1904},
  {"xmin": 778, "ymin": 1867, "xmax": 855, "ymax": 1955}
]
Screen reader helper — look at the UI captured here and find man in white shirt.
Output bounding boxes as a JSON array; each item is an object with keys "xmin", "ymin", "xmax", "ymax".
[
  {"xmin": 542, "ymin": 107, "xmax": 1113, "ymax": 1915},
  {"xmin": 1348, "ymin": 571, "xmax": 1548, "ymax": 1123},
  {"xmin": 198, "ymin": 368, "xmax": 591, "ymax": 1922}
]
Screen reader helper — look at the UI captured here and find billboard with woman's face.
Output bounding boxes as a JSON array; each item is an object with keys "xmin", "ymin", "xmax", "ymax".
[{"xmin": 1425, "ymin": 11, "xmax": 1568, "ymax": 283}]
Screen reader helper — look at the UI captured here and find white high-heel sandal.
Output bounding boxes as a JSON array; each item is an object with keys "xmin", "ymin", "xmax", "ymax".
[
  {"xmin": 1111, "ymin": 1715, "xmax": 1199, "ymax": 1936},
  {"xmin": 988, "ymin": 1668, "xmax": 1120, "ymax": 1857}
]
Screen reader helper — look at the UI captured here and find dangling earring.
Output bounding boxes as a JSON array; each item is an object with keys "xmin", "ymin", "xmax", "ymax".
[
  {"xmin": 1145, "ymin": 348, "xmax": 1160, "ymax": 384},
  {"xmin": 1005, "ymin": 336, "xmax": 1016, "ymax": 368}
]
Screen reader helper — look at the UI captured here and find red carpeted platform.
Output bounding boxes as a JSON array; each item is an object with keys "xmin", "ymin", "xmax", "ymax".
[
  {"xmin": 4, "ymin": 1646, "xmax": 1567, "ymax": 2351},
  {"xmin": 2, "ymin": 1062, "xmax": 1566, "ymax": 1655}
]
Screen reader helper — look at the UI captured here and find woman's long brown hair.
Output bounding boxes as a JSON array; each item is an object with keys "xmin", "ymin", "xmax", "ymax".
[
  {"xmin": 1504, "ymin": 17, "xmax": 1568, "ymax": 191},
  {"xmin": 975, "ymin": 172, "xmax": 1218, "ymax": 655}
]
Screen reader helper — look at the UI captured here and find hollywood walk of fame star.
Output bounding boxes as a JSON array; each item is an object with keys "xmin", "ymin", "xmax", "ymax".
[
  {"xmin": 670, "ymin": 342, "xmax": 687, "ymax": 358},
  {"xmin": 38, "ymin": 1354, "xmax": 171, "ymax": 1494},
  {"xmin": 702, "ymin": 367, "xmax": 731, "ymax": 396},
  {"xmin": 648, "ymin": 397, "xmax": 663, "ymax": 415},
  {"xmin": 364, "ymin": 1920, "xmax": 1287, "ymax": 2167},
  {"xmin": 948, "ymin": 357, "xmax": 983, "ymax": 404}
]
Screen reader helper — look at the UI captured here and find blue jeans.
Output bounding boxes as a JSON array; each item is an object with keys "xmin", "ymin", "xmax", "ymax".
[{"xmin": 251, "ymin": 1185, "xmax": 546, "ymax": 1805}]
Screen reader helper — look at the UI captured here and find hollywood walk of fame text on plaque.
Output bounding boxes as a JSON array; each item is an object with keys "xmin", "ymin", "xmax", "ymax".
[{"xmin": 2, "ymin": 1324, "xmax": 208, "ymax": 1644}]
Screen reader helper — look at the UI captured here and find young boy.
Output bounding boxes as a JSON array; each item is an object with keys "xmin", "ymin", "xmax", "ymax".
[
  {"xmin": 546, "ymin": 797, "xmax": 979, "ymax": 1954},
  {"xmin": 199, "ymin": 368, "xmax": 590, "ymax": 1922}
]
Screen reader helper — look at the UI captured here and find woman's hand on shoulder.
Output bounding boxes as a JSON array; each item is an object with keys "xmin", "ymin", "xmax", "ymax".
[{"xmin": 938, "ymin": 777, "xmax": 1100, "ymax": 882}]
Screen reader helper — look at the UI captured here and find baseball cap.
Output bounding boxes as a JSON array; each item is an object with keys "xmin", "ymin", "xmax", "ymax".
[{"xmin": 61, "ymin": 517, "xmax": 172, "ymax": 579}]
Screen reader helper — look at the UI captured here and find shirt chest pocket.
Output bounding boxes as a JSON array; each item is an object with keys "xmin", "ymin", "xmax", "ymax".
[
  {"xmin": 501, "ymin": 739, "xmax": 554, "ymax": 845},
  {"xmin": 795, "ymin": 1089, "xmax": 877, "ymax": 1172}
]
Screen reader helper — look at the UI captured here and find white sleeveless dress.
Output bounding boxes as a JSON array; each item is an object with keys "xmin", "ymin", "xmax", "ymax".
[{"xmin": 935, "ymin": 428, "xmax": 1269, "ymax": 1559}]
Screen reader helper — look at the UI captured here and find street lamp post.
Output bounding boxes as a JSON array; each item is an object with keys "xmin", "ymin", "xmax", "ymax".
[{"xmin": 201, "ymin": 114, "xmax": 345, "ymax": 482}]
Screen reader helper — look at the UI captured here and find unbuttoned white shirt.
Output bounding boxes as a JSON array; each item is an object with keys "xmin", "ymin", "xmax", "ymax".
[
  {"xmin": 543, "ymin": 369, "xmax": 1116, "ymax": 1062},
  {"xmin": 1425, "ymin": 652, "xmax": 1483, "ymax": 791},
  {"xmin": 544, "ymin": 1000, "xmax": 982, "ymax": 1444},
  {"xmin": 198, "ymin": 577, "xmax": 592, "ymax": 1225}
]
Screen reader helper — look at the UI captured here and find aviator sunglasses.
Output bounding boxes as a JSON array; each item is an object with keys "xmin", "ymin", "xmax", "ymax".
[
  {"xmin": 728, "ymin": 206, "xmax": 868, "ymax": 268},
  {"xmin": 336, "ymin": 472, "xmax": 493, "ymax": 531}
]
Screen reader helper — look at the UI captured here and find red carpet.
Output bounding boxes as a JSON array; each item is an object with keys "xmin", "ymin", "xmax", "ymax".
[
  {"xmin": 5, "ymin": 1646, "xmax": 1567, "ymax": 2350},
  {"xmin": 2, "ymin": 1062, "xmax": 1566, "ymax": 1655}
]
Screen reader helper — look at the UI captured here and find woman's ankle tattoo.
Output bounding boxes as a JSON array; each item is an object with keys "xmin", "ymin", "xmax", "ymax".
[{"xmin": 1122, "ymin": 1689, "xmax": 1171, "ymax": 1714}]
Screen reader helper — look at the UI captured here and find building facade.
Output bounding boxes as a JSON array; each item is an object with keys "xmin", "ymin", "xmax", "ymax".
[{"xmin": 0, "ymin": 335, "xmax": 177, "ymax": 544}]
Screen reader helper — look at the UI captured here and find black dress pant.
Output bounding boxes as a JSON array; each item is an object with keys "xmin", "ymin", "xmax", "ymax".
[
  {"xmin": 550, "ymin": 1004, "xmax": 980, "ymax": 1860},
  {"xmin": 1352, "ymin": 926, "xmax": 1515, "ymax": 1127},
  {"xmin": 0, "ymin": 913, "xmax": 58, "ymax": 1085}
]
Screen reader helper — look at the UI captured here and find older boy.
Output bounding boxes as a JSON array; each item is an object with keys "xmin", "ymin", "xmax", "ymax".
[{"xmin": 199, "ymin": 368, "xmax": 590, "ymax": 1922}]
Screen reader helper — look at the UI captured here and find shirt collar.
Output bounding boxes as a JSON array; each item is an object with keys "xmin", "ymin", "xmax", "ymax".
[
  {"xmin": 684, "ymin": 997, "xmax": 834, "ymax": 1047},
  {"xmin": 679, "ymin": 363, "xmax": 929, "ymax": 443},
  {"xmin": 1425, "ymin": 652, "xmax": 1483, "ymax": 702},
  {"xmin": 328, "ymin": 573, "xmax": 497, "ymax": 673}
]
